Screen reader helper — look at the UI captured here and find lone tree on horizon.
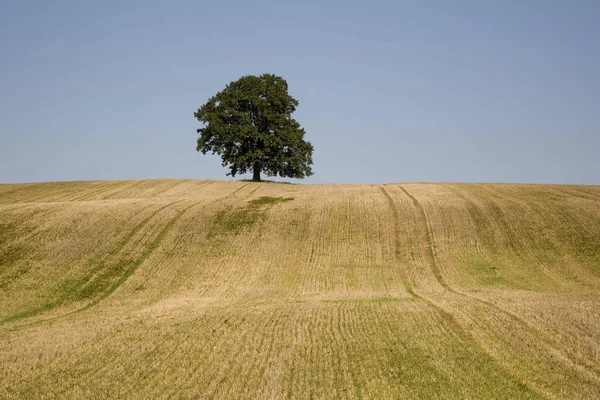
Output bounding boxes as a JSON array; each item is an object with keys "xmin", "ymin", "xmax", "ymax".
[{"xmin": 194, "ymin": 74, "xmax": 314, "ymax": 182}]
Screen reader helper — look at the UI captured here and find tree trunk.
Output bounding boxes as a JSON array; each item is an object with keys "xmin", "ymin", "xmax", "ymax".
[{"xmin": 252, "ymin": 164, "xmax": 261, "ymax": 182}]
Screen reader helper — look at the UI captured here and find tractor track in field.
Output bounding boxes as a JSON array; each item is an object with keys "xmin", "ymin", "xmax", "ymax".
[
  {"xmin": 200, "ymin": 310, "xmax": 267, "ymax": 398},
  {"xmin": 0, "ymin": 184, "xmax": 69, "ymax": 204},
  {"xmin": 0, "ymin": 203, "xmax": 40, "ymax": 214},
  {"xmin": 396, "ymin": 184, "xmax": 600, "ymax": 383},
  {"xmin": 100, "ymin": 180, "xmax": 146, "ymax": 200},
  {"xmin": 12, "ymin": 182, "xmax": 114, "ymax": 204},
  {"xmin": 159, "ymin": 307, "xmax": 253, "ymax": 398},
  {"xmin": 75, "ymin": 199, "xmax": 207, "ymax": 312},
  {"xmin": 378, "ymin": 186, "xmax": 541, "ymax": 397},
  {"xmin": 0, "ymin": 206, "xmax": 68, "ymax": 255},
  {"xmin": 0, "ymin": 192, "xmax": 234, "ymax": 328},
  {"xmin": 67, "ymin": 180, "xmax": 132, "ymax": 202},
  {"xmin": 149, "ymin": 179, "xmax": 201, "ymax": 197},
  {"xmin": 0, "ymin": 185, "xmax": 46, "ymax": 204},
  {"xmin": 0, "ymin": 185, "xmax": 36, "ymax": 200},
  {"xmin": 444, "ymin": 184, "xmax": 564, "ymax": 286},
  {"xmin": 0, "ymin": 203, "xmax": 46, "ymax": 215},
  {"xmin": 0, "ymin": 200, "xmax": 183, "ymax": 326},
  {"xmin": 378, "ymin": 187, "xmax": 417, "ymax": 297},
  {"xmin": 552, "ymin": 186, "xmax": 600, "ymax": 203},
  {"xmin": 465, "ymin": 183, "xmax": 600, "ymax": 286},
  {"xmin": 3, "ymin": 180, "xmax": 600, "ymax": 398},
  {"xmin": 122, "ymin": 182, "xmax": 262, "ymax": 306}
]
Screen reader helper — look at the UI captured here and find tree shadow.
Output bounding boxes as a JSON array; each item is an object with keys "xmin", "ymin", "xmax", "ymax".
[{"xmin": 239, "ymin": 179, "xmax": 297, "ymax": 185}]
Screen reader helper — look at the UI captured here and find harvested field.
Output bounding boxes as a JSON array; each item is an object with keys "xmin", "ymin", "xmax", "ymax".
[{"xmin": 1, "ymin": 179, "xmax": 599, "ymax": 398}]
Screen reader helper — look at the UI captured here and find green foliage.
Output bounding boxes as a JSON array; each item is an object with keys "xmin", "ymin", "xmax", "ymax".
[{"xmin": 194, "ymin": 74, "xmax": 314, "ymax": 181}]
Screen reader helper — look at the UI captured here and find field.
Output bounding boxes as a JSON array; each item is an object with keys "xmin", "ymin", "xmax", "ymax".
[{"xmin": 1, "ymin": 179, "xmax": 599, "ymax": 399}]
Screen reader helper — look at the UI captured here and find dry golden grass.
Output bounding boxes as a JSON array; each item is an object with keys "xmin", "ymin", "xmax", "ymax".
[{"xmin": 1, "ymin": 179, "xmax": 599, "ymax": 399}]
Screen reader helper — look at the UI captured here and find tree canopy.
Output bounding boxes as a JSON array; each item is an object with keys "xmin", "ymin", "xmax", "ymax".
[{"xmin": 194, "ymin": 74, "xmax": 313, "ymax": 182}]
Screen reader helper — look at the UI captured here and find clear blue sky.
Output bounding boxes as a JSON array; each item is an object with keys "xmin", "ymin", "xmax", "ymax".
[{"xmin": 1, "ymin": 0, "xmax": 599, "ymax": 184}]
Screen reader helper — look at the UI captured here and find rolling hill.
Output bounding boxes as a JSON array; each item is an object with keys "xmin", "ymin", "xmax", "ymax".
[{"xmin": 1, "ymin": 179, "xmax": 599, "ymax": 399}]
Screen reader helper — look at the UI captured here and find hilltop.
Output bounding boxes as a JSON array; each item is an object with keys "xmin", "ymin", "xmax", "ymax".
[{"xmin": 1, "ymin": 179, "xmax": 599, "ymax": 398}]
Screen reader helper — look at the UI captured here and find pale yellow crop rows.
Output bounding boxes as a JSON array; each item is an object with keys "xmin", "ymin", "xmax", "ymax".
[{"xmin": 1, "ymin": 179, "xmax": 599, "ymax": 398}]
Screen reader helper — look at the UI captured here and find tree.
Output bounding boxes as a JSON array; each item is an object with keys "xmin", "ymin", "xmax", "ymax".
[{"xmin": 194, "ymin": 74, "xmax": 314, "ymax": 182}]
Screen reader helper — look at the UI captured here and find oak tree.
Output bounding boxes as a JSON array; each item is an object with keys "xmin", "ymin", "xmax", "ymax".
[{"xmin": 194, "ymin": 74, "xmax": 314, "ymax": 182}]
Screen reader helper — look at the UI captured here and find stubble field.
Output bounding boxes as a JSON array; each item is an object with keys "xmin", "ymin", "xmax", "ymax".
[{"xmin": 1, "ymin": 179, "xmax": 599, "ymax": 399}]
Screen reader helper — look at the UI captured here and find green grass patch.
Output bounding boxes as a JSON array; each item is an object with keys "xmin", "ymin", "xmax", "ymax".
[
  {"xmin": 68, "ymin": 259, "xmax": 135, "ymax": 302},
  {"xmin": 211, "ymin": 196, "xmax": 294, "ymax": 236},
  {"xmin": 463, "ymin": 255, "xmax": 520, "ymax": 288},
  {"xmin": 561, "ymin": 231, "xmax": 600, "ymax": 274},
  {"xmin": 0, "ymin": 219, "xmax": 34, "ymax": 290},
  {"xmin": 248, "ymin": 196, "xmax": 293, "ymax": 207},
  {"xmin": 0, "ymin": 247, "xmax": 30, "ymax": 289}
]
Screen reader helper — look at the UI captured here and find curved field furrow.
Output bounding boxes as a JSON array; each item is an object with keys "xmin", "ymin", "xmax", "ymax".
[
  {"xmin": 379, "ymin": 186, "xmax": 424, "ymax": 296},
  {"xmin": 397, "ymin": 184, "xmax": 600, "ymax": 392},
  {"xmin": 7, "ymin": 182, "xmax": 120, "ymax": 204},
  {"xmin": 379, "ymin": 185, "xmax": 540, "ymax": 398},
  {"xmin": 443, "ymin": 185, "xmax": 564, "ymax": 288},
  {"xmin": 474, "ymin": 185, "xmax": 600, "ymax": 286},
  {"xmin": 396, "ymin": 186, "xmax": 451, "ymax": 291},
  {"xmin": 147, "ymin": 179, "xmax": 197, "ymax": 198},
  {"xmin": 0, "ymin": 202, "xmax": 156, "ymax": 318},
  {"xmin": 1, "ymin": 179, "xmax": 599, "ymax": 398},
  {"xmin": 74, "ymin": 199, "xmax": 208, "ymax": 313},
  {"xmin": 67, "ymin": 180, "xmax": 132, "ymax": 202},
  {"xmin": 0, "ymin": 203, "xmax": 45, "ymax": 214},
  {"xmin": 0, "ymin": 183, "xmax": 68, "ymax": 204},
  {"xmin": 0, "ymin": 184, "xmax": 35, "ymax": 198},
  {"xmin": 116, "ymin": 183, "xmax": 256, "ymax": 304},
  {"xmin": 452, "ymin": 185, "xmax": 600, "ymax": 371},
  {"xmin": 0, "ymin": 200, "xmax": 183, "ymax": 325},
  {"xmin": 552, "ymin": 186, "xmax": 600, "ymax": 203},
  {"xmin": 142, "ymin": 183, "xmax": 261, "ymax": 301},
  {"xmin": 100, "ymin": 180, "xmax": 146, "ymax": 199}
]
